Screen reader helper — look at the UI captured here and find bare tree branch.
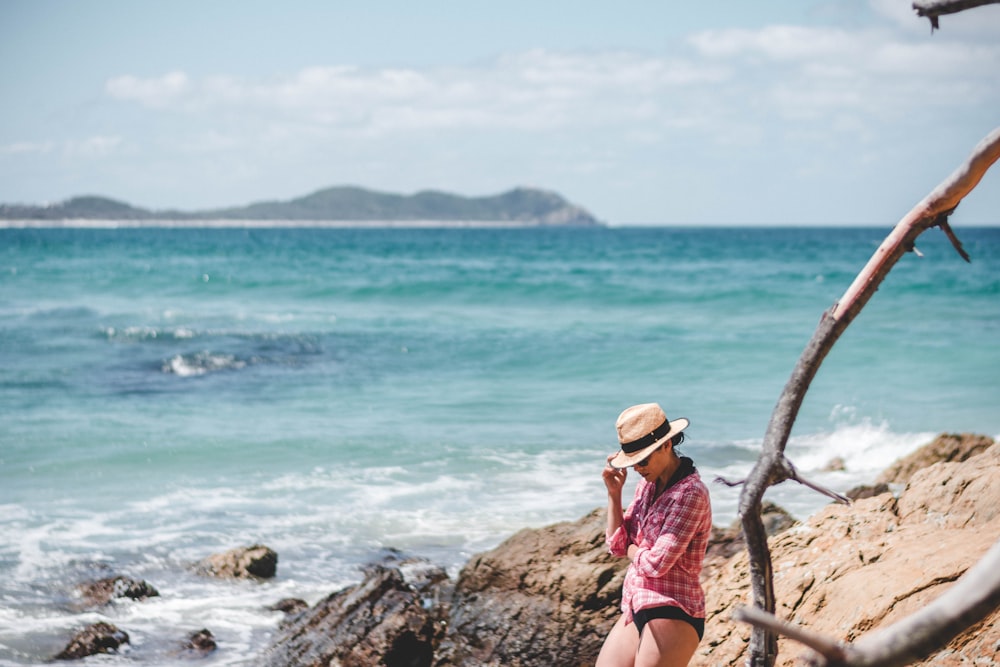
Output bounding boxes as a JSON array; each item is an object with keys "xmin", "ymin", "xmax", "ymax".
[
  {"xmin": 912, "ymin": 0, "xmax": 1000, "ymax": 30},
  {"xmin": 738, "ymin": 126, "xmax": 1000, "ymax": 667},
  {"xmin": 831, "ymin": 127, "xmax": 1000, "ymax": 322},
  {"xmin": 733, "ymin": 605, "xmax": 849, "ymax": 664}
]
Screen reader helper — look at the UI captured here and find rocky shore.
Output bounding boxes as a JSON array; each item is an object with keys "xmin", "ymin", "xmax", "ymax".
[{"xmin": 57, "ymin": 433, "xmax": 998, "ymax": 665}]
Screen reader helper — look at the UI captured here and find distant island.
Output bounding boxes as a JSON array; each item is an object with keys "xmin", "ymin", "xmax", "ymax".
[{"xmin": 0, "ymin": 186, "xmax": 603, "ymax": 228}]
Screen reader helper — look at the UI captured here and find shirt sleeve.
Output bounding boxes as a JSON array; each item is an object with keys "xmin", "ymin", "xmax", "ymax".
[
  {"xmin": 630, "ymin": 480, "xmax": 709, "ymax": 579},
  {"xmin": 606, "ymin": 489, "xmax": 640, "ymax": 557},
  {"xmin": 607, "ymin": 523, "xmax": 629, "ymax": 557}
]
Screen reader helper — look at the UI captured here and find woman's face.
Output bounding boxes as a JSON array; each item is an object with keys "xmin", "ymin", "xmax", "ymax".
[{"xmin": 633, "ymin": 443, "xmax": 670, "ymax": 480}]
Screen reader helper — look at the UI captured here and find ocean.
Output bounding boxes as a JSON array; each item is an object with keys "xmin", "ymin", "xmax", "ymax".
[{"xmin": 1, "ymin": 225, "xmax": 998, "ymax": 664}]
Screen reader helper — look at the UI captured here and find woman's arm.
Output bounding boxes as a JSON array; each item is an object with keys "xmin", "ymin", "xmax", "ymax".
[{"xmin": 603, "ymin": 454, "xmax": 629, "ymax": 552}]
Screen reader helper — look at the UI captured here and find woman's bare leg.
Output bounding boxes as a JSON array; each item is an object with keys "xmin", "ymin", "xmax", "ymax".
[
  {"xmin": 634, "ymin": 618, "xmax": 700, "ymax": 667},
  {"xmin": 595, "ymin": 615, "xmax": 640, "ymax": 667}
]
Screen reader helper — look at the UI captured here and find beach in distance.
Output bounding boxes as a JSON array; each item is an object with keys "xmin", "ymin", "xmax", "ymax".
[{"xmin": 1, "ymin": 225, "xmax": 997, "ymax": 665}]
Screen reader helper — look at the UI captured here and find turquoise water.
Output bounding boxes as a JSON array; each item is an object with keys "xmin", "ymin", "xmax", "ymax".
[{"xmin": 1, "ymin": 226, "xmax": 998, "ymax": 664}]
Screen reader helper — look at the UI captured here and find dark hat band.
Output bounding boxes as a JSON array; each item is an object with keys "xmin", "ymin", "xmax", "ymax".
[{"xmin": 621, "ymin": 419, "xmax": 673, "ymax": 454}]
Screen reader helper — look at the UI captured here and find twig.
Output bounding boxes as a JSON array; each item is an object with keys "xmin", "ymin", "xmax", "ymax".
[
  {"xmin": 912, "ymin": 0, "xmax": 1000, "ymax": 30},
  {"xmin": 782, "ymin": 459, "xmax": 852, "ymax": 505},
  {"xmin": 934, "ymin": 214, "xmax": 970, "ymax": 262}
]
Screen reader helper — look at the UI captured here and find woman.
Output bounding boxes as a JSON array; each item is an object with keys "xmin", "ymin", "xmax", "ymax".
[{"xmin": 597, "ymin": 403, "xmax": 712, "ymax": 667}]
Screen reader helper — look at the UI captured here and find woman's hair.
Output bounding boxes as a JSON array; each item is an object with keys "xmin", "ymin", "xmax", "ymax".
[{"xmin": 670, "ymin": 432, "xmax": 686, "ymax": 450}]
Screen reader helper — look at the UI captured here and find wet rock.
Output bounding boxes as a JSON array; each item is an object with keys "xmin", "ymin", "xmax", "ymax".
[
  {"xmin": 380, "ymin": 548, "xmax": 450, "ymax": 593},
  {"xmin": 197, "ymin": 544, "xmax": 278, "ymax": 579},
  {"xmin": 263, "ymin": 563, "xmax": 446, "ymax": 667},
  {"xmin": 433, "ymin": 508, "xmax": 626, "ymax": 667},
  {"xmin": 269, "ymin": 597, "xmax": 309, "ymax": 615},
  {"xmin": 876, "ymin": 432, "xmax": 994, "ymax": 485},
  {"xmin": 54, "ymin": 622, "xmax": 129, "ymax": 660},
  {"xmin": 182, "ymin": 629, "xmax": 217, "ymax": 657},
  {"xmin": 76, "ymin": 575, "xmax": 159, "ymax": 606}
]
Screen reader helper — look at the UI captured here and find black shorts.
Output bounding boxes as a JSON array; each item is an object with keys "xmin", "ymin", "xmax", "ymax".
[{"xmin": 633, "ymin": 605, "xmax": 705, "ymax": 641}]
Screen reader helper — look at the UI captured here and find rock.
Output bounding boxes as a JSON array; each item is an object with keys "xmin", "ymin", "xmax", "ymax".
[
  {"xmin": 197, "ymin": 544, "xmax": 278, "ymax": 579},
  {"xmin": 433, "ymin": 508, "xmax": 626, "ymax": 667},
  {"xmin": 269, "ymin": 598, "xmax": 309, "ymax": 616},
  {"xmin": 698, "ymin": 440, "xmax": 1000, "ymax": 666},
  {"xmin": 822, "ymin": 456, "xmax": 846, "ymax": 472},
  {"xmin": 260, "ymin": 435, "xmax": 1000, "ymax": 667},
  {"xmin": 263, "ymin": 563, "xmax": 447, "ymax": 667},
  {"xmin": 54, "ymin": 621, "xmax": 129, "ymax": 660},
  {"xmin": 844, "ymin": 482, "xmax": 890, "ymax": 501},
  {"xmin": 875, "ymin": 432, "xmax": 994, "ymax": 485},
  {"xmin": 182, "ymin": 628, "xmax": 217, "ymax": 656},
  {"xmin": 75, "ymin": 575, "xmax": 159, "ymax": 606},
  {"xmin": 382, "ymin": 549, "xmax": 450, "ymax": 593},
  {"xmin": 703, "ymin": 501, "xmax": 797, "ymax": 579}
]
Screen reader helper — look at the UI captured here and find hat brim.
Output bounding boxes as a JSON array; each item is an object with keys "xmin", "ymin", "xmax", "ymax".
[{"xmin": 609, "ymin": 417, "xmax": 689, "ymax": 469}]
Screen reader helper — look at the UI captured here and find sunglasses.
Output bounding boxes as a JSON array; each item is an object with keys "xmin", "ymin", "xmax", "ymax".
[
  {"xmin": 631, "ymin": 442, "xmax": 668, "ymax": 468},
  {"xmin": 634, "ymin": 451, "xmax": 655, "ymax": 468}
]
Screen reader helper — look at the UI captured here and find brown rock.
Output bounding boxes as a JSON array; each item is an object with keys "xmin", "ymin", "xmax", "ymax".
[
  {"xmin": 75, "ymin": 575, "xmax": 159, "ymax": 606},
  {"xmin": 433, "ymin": 508, "xmax": 626, "ymax": 667},
  {"xmin": 197, "ymin": 544, "xmax": 278, "ymax": 579},
  {"xmin": 697, "ymin": 441, "xmax": 1000, "ymax": 666},
  {"xmin": 260, "ymin": 435, "xmax": 1000, "ymax": 667},
  {"xmin": 182, "ymin": 628, "xmax": 217, "ymax": 656},
  {"xmin": 703, "ymin": 501, "xmax": 797, "ymax": 580},
  {"xmin": 876, "ymin": 432, "xmax": 994, "ymax": 485},
  {"xmin": 822, "ymin": 456, "xmax": 846, "ymax": 472},
  {"xmin": 54, "ymin": 621, "xmax": 129, "ymax": 660},
  {"xmin": 263, "ymin": 564, "xmax": 446, "ymax": 667},
  {"xmin": 844, "ymin": 481, "xmax": 890, "ymax": 501}
]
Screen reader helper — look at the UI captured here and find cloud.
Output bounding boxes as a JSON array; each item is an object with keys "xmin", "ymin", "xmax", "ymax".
[
  {"xmin": 0, "ymin": 140, "xmax": 55, "ymax": 155},
  {"xmin": 102, "ymin": 50, "xmax": 730, "ymax": 135},
  {"xmin": 101, "ymin": 20, "xmax": 998, "ymax": 149},
  {"xmin": 106, "ymin": 71, "xmax": 191, "ymax": 108},
  {"xmin": 685, "ymin": 23, "xmax": 1000, "ymax": 123},
  {"xmin": 64, "ymin": 135, "xmax": 123, "ymax": 158},
  {"xmin": 688, "ymin": 25, "xmax": 856, "ymax": 60}
]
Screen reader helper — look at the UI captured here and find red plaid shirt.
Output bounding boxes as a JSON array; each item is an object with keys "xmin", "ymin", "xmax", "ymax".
[{"xmin": 606, "ymin": 464, "xmax": 712, "ymax": 622}]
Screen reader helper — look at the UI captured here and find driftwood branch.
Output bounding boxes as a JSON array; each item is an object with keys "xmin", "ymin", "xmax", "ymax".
[
  {"xmin": 733, "ymin": 605, "xmax": 849, "ymax": 664},
  {"xmin": 736, "ymin": 538, "xmax": 1000, "ymax": 667},
  {"xmin": 912, "ymin": 0, "xmax": 1000, "ymax": 30},
  {"xmin": 738, "ymin": 126, "xmax": 1000, "ymax": 667}
]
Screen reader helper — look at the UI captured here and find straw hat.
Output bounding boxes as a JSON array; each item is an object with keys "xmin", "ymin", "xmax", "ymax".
[{"xmin": 609, "ymin": 403, "xmax": 689, "ymax": 469}]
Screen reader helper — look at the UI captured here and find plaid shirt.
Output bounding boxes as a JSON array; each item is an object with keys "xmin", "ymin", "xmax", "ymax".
[{"xmin": 606, "ymin": 462, "xmax": 712, "ymax": 622}]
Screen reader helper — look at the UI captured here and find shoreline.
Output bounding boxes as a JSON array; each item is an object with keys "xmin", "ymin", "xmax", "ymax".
[{"xmin": 0, "ymin": 219, "xmax": 597, "ymax": 229}]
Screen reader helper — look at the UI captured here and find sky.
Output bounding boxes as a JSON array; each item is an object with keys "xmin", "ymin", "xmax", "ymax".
[{"xmin": 1, "ymin": 0, "xmax": 999, "ymax": 226}]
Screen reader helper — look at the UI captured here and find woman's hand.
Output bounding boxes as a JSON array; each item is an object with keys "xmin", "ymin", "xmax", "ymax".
[{"xmin": 603, "ymin": 454, "xmax": 627, "ymax": 497}]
